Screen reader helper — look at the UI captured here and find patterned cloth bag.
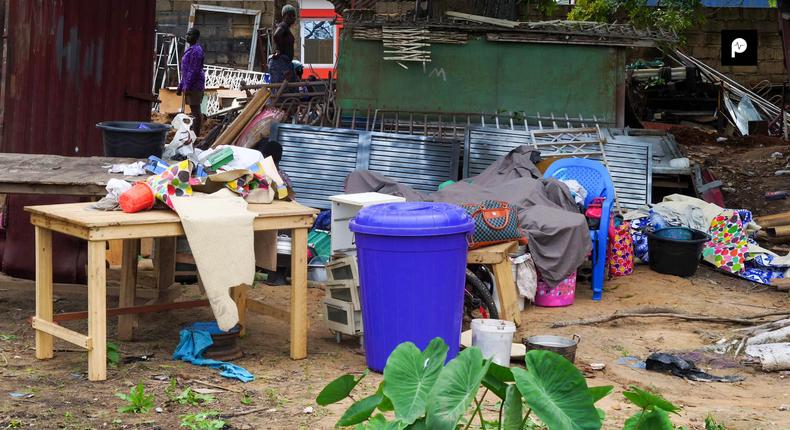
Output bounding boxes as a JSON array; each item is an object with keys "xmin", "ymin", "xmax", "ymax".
[
  {"xmin": 607, "ymin": 218, "xmax": 634, "ymax": 277},
  {"xmin": 462, "ymin": 200, "xmax": 526, "ymax": 249}
]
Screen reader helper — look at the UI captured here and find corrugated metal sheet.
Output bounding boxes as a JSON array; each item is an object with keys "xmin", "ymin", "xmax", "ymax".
[
  {"xmin": 0, "ymin": 0, "xmax": 156, "ymax": 156},
  {"xmin": 274, "ymin": 124, "xmax": 365, "ymax": 209},
  {"xmin": 273, "ymin": 124, "xmax": 458, "ymax": 208},
  {"xmin": 368, "ymin": 132, "xmax": 459, "ymax": 193},
  {"xmin": 464, "ymin": 127, "xmax": 652, "ymax": 210}
]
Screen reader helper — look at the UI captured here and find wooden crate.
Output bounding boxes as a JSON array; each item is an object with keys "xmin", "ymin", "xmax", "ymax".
[{"xmin": 324, "ymin": 298, "xmax": 363, "ymax": 336}]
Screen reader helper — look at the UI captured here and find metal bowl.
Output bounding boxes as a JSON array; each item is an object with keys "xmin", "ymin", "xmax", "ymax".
[{"xmin": 523, "ymin": 334, "xmax": 581, "ymax": 363}]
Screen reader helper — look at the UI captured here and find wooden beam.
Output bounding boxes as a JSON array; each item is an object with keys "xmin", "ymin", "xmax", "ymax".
[
  {"xmin": 34, "ymin": 227, "xmax": 54, "ymax": 360},
  {"xmin": 51, "ymin": 299, "xmax": 211, "ymax": 322},
  {"xmin": 247, "ymin": 298, "xmax": 290, "ymax": 322},
  {"xmin": 467, "ymin": 242, "xmax": 518, "ymax": 265},
  {"xmin": 757, "ymin": 212, "xmax": 790, "ymax": 228},
  {"xmin": 87, "ymin": 240, "xmax": 107, "ymax": 381},
  {"xmin": 31, "ymin": 317, "xmax": 92, "ymax": 350},
  {"xmin": 290, "ymin": 228, "xmax": 308, "ymax": 359}
]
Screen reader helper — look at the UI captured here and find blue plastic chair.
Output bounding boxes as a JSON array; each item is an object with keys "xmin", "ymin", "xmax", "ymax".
[{"xmin": 543, "ymin": 158, "xmax": 616, "ymax": 301}]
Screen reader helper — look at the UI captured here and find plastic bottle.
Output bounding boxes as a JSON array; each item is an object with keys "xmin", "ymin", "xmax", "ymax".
[{"xmin": 119, "ymin": 182, "xmax": 155, "ymax": 213}]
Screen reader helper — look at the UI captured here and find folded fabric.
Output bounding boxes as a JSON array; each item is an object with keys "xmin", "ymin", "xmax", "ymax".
[{"xmin": 172, "ymin": 324, "xmax": 254, "ymax": 382}]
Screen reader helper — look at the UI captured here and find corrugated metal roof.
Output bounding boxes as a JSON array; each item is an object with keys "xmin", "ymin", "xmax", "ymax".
[
  {"xmin": 0, "ymin": 0, "xmax": 156, "ymax": 156},
  {"xmin": 646, "ymin": 0, "xmax": 770, "ymax": 7}
]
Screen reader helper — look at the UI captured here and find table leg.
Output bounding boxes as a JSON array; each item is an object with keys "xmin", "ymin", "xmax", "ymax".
[
  {"xmin": 87, "ymin": 240, "xmax": 108, "ymax": 381},
  {"xmin": 290, "ymin": 228, "xmax": 308, "ymax": 359},
  {"xmin": 117, "ymin": 239, "xmax": 139, "ymax": 341},
  {"xmin": 35, "ymin": 227, "xmax": 54, "ymax": 360},
  {"xmin": 232, "ymin": 284, "xmax": 249, "ymax": 336},
  {"xmin": 153, "ymin": 237, "xmax": 176, "ymax": 301}
]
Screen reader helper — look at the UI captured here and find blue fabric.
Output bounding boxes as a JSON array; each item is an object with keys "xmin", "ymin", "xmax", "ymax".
[
  {"xmin": 173, "ymin": 324, "xmax": 254, "ymax": 382},
  {"xmin": 544, "ymin": 158, "xmax": 616, "ymax": 301},
  {"xmin": 267, "ymin": 56, "xmax": 295, "ymax": 84}
]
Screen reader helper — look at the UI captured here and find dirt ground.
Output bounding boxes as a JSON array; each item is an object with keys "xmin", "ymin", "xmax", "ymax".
[
  {"xmin": 671, "ymin": 126, "xmax": 790, "ymax": 218},
  {"xmin": 0, "ymin": 264, "xmax": 788, "ymax": 429}
]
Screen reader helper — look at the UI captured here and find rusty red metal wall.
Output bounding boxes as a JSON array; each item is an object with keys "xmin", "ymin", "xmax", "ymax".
[{"xmin": 0, "ymin": 0, "xmax": 156, "ymax": 156}]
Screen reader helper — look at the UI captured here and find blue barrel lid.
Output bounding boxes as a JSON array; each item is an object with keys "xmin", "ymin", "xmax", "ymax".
[{"xmin": 350, "ymin": 202, "xmax": 474, "ymax": 237}]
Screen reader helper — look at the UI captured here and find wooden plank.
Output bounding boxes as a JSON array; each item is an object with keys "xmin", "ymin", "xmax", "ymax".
[
  {"xmin": 31, "ymin": 317, "xmax": 92, "ymax": 350},
  {"xmin": 247, "ymin": 298, "xmax": 290, "ymax": 322},
  {"xmin": 771, "ymin": 278, "xmax": 790, "ymax": 291},
  {"xmin": 758, "ymin": 212, "xmax": 790, "ymax": 228},
  {"xmin": 107, "ymin": 240, "xmax": 123, "ymax": 268},
  {"xmin": 29, "ymin": 214, "xmax": 90, "ymax": 240},
  {"xmin": 35, "ymin": 227, "xmax": 54, "ymax": 360},
  {"xmin": 0, "ymin": 153, "xmax": 139, "ymax": 195},
  {"xmin": 766, "ymin": 225, "xmax": 790, "ymax": 238},
  {"xmin": 290, "ymin": 228, "xmax": 309, "ymax": 360},
  {"xmin": 0, "ymin": 279, "xmax": 158, "ymax": 299},
  {"xmin": 467, "ymin": 242, "xmax": 518, "ymax": 265},
  {"xmin": 445, "ymin": 11, "xmax": 520, "ymax": 28},
  {"xmin": 118, "ymin": 239, "xmax": 139, "ymax": 341},
  {"xmin": 87, "ymin": 240, "xmax": 107, "ymax": 381},
  {"xmin": 52, "ymin": 299, "xmax": 211, "ymax": 322},
  {"xmin": 490, "ymin": 259, "xmax": 522, "ymax": 326}
]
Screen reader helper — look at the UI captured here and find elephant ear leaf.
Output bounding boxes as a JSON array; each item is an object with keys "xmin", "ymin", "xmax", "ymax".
[
  {"xmin": 425, "ymin": 347, "xmax": 491, "ymax": 430},
  {"xmin": 623, "ymin": 408, "xmax": 674, "ymax": 430},
  {"xmin": 623, "ymin": 386, "xmax": 680, "ymax": 414},
  {"xmin": 513, "ymin": 350, "xmax": 601, "ymax": 430},
  {"xmin": 501, "ymin": 384, "xmax": 523, "ymax": 430},
  {"xmin": 337, "ymin": 393, "xmax": 384, "ymax": 427},
  {"xmin": 383, "ymin": 338, "xmax": 448, "ymax": 425},
  {"xmin": 317, "ymin": 370, "xmax": 369, "ymax": 406}
]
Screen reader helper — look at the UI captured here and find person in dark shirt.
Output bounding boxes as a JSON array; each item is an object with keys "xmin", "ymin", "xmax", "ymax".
[
  {"xmin": 177, "ymin": 28, "xmax": 205, "ymax": 134},
  {"xmin": 268, "ymin": 5, "xmax": 297, "ymax": 84}
]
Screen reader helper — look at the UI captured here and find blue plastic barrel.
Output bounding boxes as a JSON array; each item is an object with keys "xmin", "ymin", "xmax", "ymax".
[{"xmin": 349, "ymin": 202, "xmax": 475, "ymax": 372}]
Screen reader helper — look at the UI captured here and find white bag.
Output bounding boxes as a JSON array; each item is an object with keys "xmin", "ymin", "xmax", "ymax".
[
  {"xmin": 163, "ymin": 113, "xmax": 196, "ymax": 159},
  {"xmin": 510, "ymin": 253, "xmax": 538, "ymax": 302}
]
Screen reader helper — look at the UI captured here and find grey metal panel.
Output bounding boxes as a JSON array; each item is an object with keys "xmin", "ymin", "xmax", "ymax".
[
  {"xmin": 273, "ymin": 124, "xmax": 366, "ymax": 210},
  {"xmin": 369, "ymin": 131, "xmax": 460, "ymax": 194},
  {"xmin": 464, "ymin": 127, "xmax": 652, "ymax": 210}
]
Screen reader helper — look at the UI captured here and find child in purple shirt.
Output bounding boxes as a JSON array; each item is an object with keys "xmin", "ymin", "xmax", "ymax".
[{"xmin": 177, "ymin": 28, "xmax": 206, "ymax": 134}]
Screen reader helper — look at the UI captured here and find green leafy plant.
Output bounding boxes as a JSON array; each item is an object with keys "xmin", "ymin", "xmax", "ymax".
[
  {"xmin": 115, "ymin": 383, "xmax": 156, "ymax": 414},
  {"xmin": 704, "ymin": 415, "xmax": 726, "ymax": 430},
  {"xmin": 0, "ymin": 334, "xmax": 16, "ymax": 341},
  {"xmin": 316, "ymin": 338, "xmax": 611, "ymax": 430},
  {"xmin": 240, "ymin": 395, "xmax": 254, "ymax": 405},
  {"xmin": 166, "ymin": 379, "xmax": 179, "ymax": 402},
  {"xmin": 175, "ymin": 388, "xmax": 215, "ymax": 406},
  {"xmin": 622, "ymin": 386, "xmax": 681, "ymax": 429},
  {"xmin": 107, "ymin": 342, "xmax": 121, "ymax": 368},
  {"xmin": 567, "ymin": 0, "xmax": 704, "ymax": 38},
  {"xmin": 179, "ymin": 411, "xmax": 226, "ymax": 430}
]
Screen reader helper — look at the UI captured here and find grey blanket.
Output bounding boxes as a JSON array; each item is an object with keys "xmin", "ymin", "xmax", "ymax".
[{"xmin": 345, "ymin": 146, "xmax": 591, "ymax": 285}]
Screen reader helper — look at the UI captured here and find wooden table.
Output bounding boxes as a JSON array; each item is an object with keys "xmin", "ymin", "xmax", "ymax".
[
  {"xmin": 0, "ymin": 153, "xmax": 138, "ymax": 196},
  {"xmin": 26, "ymin": 200, "xmax": 317, "ymax": 381},
  {"xmin": 467, "ymin": 241, "xmax": 522, "ymax": 326}
]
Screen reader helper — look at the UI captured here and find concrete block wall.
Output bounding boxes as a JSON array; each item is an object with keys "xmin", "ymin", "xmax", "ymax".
[
  {"xmin": 684, "ymin": 8, "xmax": 785, "ymax": 85},
  {"xmin": 156, "ymin": 0, "xmax": 278, "ymax": 70}
]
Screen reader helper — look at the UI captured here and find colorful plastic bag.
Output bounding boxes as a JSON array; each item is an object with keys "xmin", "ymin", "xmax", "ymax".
[
  {"xmin": 144, "ymin": 160, "xmax": 194, "ymax": 210},
  {"xmin": 607, "ymin": 218, "xmax": 634, "ymax": 277}
]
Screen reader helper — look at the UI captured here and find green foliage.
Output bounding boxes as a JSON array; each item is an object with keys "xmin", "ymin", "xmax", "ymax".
[
  {"xmin": 316, "ymin": 370, "xmax": 369, "ymax": 406},
  {"xmin": 704, "ymin": 415, "xmax": 727, "ymax": 430},
  {"xmin": 567, "ymin": 0, "xmax": 704, "ymax": 37},
  {"xmin": 512, "ymin": 350, "xmax": 601, "ymax": 430},
  {"xmin": 424, "ymin": 347, "xmax": 490, "ymax": 430},
  {"xmin": 0, "ymin": 334, "xmax": 16, "ymax": 341},
  {"xmin": 622, "ymin": 386, "xmax": 681, "ymax": 430},
  {"xmin": 175, "ymin": 388, "xmax": 215, "ymax": 406},
  {"xmin": 115, "ymin": 383, "xmax": 155, "ymax": 414},
  {"xmin": 316, "ymin": 338, "xmax": 604, "ymax": 430},
  {"xmin": 179, "ymin": 411, "xmax": 226, "ymax": 430},
  {"xmin": 107, "ymin": 342, "xmax": 121, "ymax": 368},
  {"xmin": 240, "ymin": 395, "xmax": 254, "ymax": 406},
  {"xmin": 383, "ymin": 338, "xmax": 448, "ymax": 425}
]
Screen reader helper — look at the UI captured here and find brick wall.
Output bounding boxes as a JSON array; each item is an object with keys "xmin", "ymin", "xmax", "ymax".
[{"xmin": 156, "ymin": 0, "xmax": 278, "ymax": 70}]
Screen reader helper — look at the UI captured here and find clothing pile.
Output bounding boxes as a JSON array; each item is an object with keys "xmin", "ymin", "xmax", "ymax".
[{"xmin": 627, "ymin": 194, "xmax": 790, "ymax": 284}]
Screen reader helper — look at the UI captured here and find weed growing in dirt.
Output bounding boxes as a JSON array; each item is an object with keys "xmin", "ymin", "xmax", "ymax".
[
  {"xmin": 704, "ymin": 415, "xmax": 727, "ymax": 430},
  {"xmin": 115, "ymin": 383, "xmax": 156, "ymax": 414},
  {"xmin": 179, "ymin": 411, "xmax": 225, "ymax": 430},
  {"xmin": 5, "ymin": 419, "xmax": 22, "ymax": 429},
  {"xmin": 175, "ymin": 388, "xmax": 215, "ymax": 406},
  {"xmin": 265, "ymin": 387, "xmax": 287, "ymax": 408},
  {"xmin": 0, "ymin": 334, "xmax": 16, "ymax": 341},
  {"xmin": 240, "ymin": 395, "xmax": 254, "ymax": 405},
  {"xmin": 107, "ymin": 342, "xmax": 121, "ymax": 368}
]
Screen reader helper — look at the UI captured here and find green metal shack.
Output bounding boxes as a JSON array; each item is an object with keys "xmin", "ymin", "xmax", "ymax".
[{"xmin": 336, "ymin": 16, "xmax": 676, "ymax": 127}]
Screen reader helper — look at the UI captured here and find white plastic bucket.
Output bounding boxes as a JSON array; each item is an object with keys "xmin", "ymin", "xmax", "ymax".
[{"xmin": 471, "ymin": 319, "xmax": 516, "ymax": 366}]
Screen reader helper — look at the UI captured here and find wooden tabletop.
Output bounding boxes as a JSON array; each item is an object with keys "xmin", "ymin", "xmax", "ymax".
[
  {"xmin": 0, "ymin": 153, "xmax": 141, "ymax": 196},
  {"xmin": 26, "ymin": 200, "xmax": 318, "ymax": 241}
]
